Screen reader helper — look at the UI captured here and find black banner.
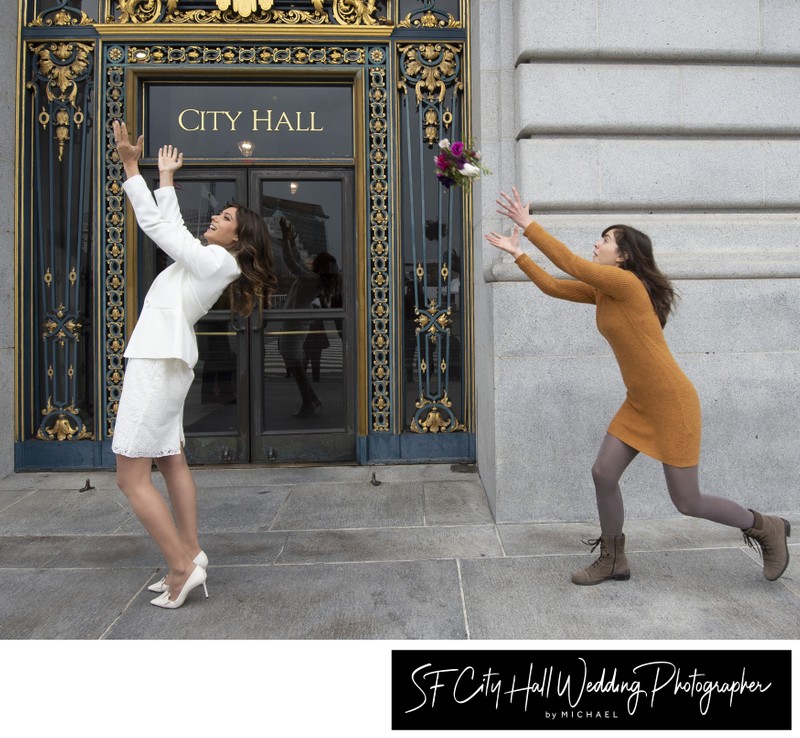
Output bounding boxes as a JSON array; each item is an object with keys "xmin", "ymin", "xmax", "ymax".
[{"xmin": 392, "ymin": 650, "xmax": 792, "ymax": 731}]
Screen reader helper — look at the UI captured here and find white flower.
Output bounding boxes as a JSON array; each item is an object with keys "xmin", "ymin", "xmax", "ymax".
[
  {"xmin": 474, "ymin": 150, "xmax": 481, "ymax": 160},
  {"xmin": 438, "ymin": 138, "xmax": 451, "ymax": 150},
  {"xmin": 460, "ymin": 162, "xmax": 481, "ymax": 177}
]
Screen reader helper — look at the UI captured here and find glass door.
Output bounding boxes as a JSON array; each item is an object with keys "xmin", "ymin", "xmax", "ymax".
[
  {"xmin": 135, "ymin": 167, "xmax": 356, "ymax": 464},
  {"xmin": 248, "ymin": 170, "xmax": 355, "ymax": 463}
]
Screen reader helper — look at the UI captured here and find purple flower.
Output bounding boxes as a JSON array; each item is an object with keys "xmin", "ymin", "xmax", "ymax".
[
  {"xmin": 434, "ymin": 154, "xmax": 449, "ymax": 171},
  {"xmin": 450, "ymin": 141, "xmax": 464, "ymax": 157}
]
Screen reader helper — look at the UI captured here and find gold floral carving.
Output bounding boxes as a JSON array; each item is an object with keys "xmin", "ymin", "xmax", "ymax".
[
  {"xmin": 30, "ymin": 42, "xmax": 93, "ymax": 162},
  {"xmin": 397, "ymin": 9, "xmax": 461, "ymax": 29},
  {"xmin": 37, "ymin": 399, "xmax": 94, "ymax": 441},
  {"xmin": 398, "ymin": 43, "xmax": 458, "ymax": 104},
  {"xmin": 333, "ymin": 0, "xmax": 380, "ymax": 25},
  {"xmin": 118, "ymin": 0, "xmax": 178, "ymax": 23},
  {"xmin": 411, "ymin": 392, "xmax": 465, "ymax": 434},
  {"xmin": 397, "ymin": 42, "xmax": 461, "ymax": 146},
  {"xmin": 32, "ymin": 8, "xmax": 93, "ymax": 26},
  {"xmin": 217, "ymin": 0, "xmax": 275, "ymax": 17},
  {"xmin": 114, "ymin": 0, "xmax": 381, "ymax": 25}
]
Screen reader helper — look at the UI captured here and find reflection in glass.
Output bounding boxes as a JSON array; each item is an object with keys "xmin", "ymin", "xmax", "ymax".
[
  {"xmin": 260, "ymin": 179, "xmax": 344, "ymax": 310},
  {"xmin": 142, "ymin": 177, "xmax": 241, "ymax": 437},
  {"xmin": 184, "ymin": 319, "xmax": 240, "ymax": 435},
  {"xmin": 259, "ymin": 179, "xmax": 346, "ymax": 427},
  {"xmin": 261, "ymin": 318, "xmax": 346, "ymax": 432}
]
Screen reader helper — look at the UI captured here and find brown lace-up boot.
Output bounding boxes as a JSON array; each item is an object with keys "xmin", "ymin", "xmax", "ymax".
[
  {"xmin": 571, "ymin": 534, "xmax": 630, "ymax": 585},
  {"xmin": 742, "ymin": 510, "xmax": 791, "ymax": 581}
]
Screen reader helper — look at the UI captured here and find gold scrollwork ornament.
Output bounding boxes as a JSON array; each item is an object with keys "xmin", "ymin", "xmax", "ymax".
[
  {"xmin": 333, "ymin": 0, "xmax": 379, "ymax": 25},
  {"xmin": 31, "ymin": 41, "xmax": 93, "ymax": 161},
  {"xmin": 411, "ymin": 392, "xmax": 465, "ymax": 434},
  {"xmin": 37, "ymin": 399, "xmax": 93, "ymax": 441},
  {"xmin": 399, "ymin": 43, "xmax": 459, "ymax": 105},
  {"xmin": 32, "ymin": 7, "xmax": 93, "ymax": 26},
  {"xmin": 118, "ymin": 0, "xmax": 178, "ymax": 23}
]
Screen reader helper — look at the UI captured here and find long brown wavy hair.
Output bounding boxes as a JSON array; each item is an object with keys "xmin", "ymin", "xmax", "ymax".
[
  {"xmin": 602, "ymin": 224, "xmax": 677, "ymax": 327},
  {"xmin": 225, "ymin": 203, "xmax": 278, "ymax": 316}
]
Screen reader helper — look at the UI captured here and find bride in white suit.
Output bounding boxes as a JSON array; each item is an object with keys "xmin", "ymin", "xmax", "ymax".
[{"xmin": 112, "ymin": 121, "xmax": 277, "ymax": 608}]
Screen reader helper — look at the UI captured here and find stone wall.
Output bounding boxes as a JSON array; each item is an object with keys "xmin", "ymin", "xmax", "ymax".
[
  {"xmin": 0, "ymin": 0, "xmax": 18, "ymax": 478},
  {"xmin": 476, "ymin": 0, "xmax": 800, "ymax": 522}
]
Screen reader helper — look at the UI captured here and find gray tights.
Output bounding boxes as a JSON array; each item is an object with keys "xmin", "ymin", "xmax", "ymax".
[{"xmin": 592, "ymin": 434, "xmax": 755, "ymax": 536}]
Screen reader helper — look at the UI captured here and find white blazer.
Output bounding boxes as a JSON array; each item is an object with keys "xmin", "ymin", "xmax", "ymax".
[{"xmin": 122, "ymin": 174, "xmax": 241, "ymax": 368}]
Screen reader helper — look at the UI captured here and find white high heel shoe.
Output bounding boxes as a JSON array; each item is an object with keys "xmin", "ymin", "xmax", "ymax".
[
  {"xmin": 150, "ymin": 565, "xmax": 208, "ymax": 609},
  {"xmin": 147, "ymin": 550, "xmax": 208, "ymax": 593}
]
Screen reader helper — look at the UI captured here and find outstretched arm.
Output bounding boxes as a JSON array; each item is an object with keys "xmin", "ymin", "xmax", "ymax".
[
  {"xmin": 279, "ymin": 218, "xmax": 313, "ymax": 278},
  {"xmin": 113, "ymin": 124, "xmax": 237, "ymax": 280},
  {"xmin": 155, "ymin": 145, "xmax": 185, "ymax": 227},
  {"xmin": 485, "ymin": 227, "xmax": 595, "ymax": 304},
  {"xmin": 485, "ymin": 225, "xmax": 524, "ymax": 259},
  {"xmin": 496, "ymin": 187, "xmax": 638, "ymax": 299}
]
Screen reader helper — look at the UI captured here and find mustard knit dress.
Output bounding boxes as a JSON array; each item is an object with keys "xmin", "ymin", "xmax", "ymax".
[{"xmin": 515, "ymin": 222, "xmax": 701, "ymax": 467}]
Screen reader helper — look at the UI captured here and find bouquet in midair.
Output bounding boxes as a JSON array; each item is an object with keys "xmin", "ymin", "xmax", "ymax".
[{"xmin": 434, "ymin": 139, "xmax": 491, "ymax": 189}]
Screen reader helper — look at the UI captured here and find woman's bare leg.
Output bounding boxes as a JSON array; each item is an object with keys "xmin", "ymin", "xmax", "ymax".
[
  {"xmin": 154, "ymin": 451, "xmax": 202, "ymax": 559},
  {"xmin": 116, "ymin": 454, "xmax": 194, "ymax": 598}
]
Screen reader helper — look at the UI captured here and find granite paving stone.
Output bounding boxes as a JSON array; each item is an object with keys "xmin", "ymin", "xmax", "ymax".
[
  {"xmin": 103, "ymin": 560, "xmax": 466, "ymax": 640},
  {"xmin": 0, "ymin": 536, "xmax": 73, "ymax": 568},
  {"xmin": 41, "ymin": 535, "xmax": 164, "ymax": 569},
  {"xmin": 0, "ymin": 568, "xmax": 154, "ymax": 639},
  {"xmin": 196, "ymin": 531, "xmax": 289, "ymax": 566},
  {"xmin": 0, "ymin": 466, "xmax": 797, "ymax": 642},
  {"xmin": 0, "ymin": 471, "xmax": 116, "ymax": 491},
  {"xmin": 270, "ymin": 482, "xmax": 424, "ymax": 531},
  {"xmin": 460, "ymin": 549, "xmax": 800, "ymax": 640},
  {"xmin": 423, "ymin": 480, "xmax": 495, "ymax": 525},
  {"xmin": 277, "ymin": 525, "xmax": 502, "ymax": 565},
  {"xmin": 113, "ymin": 485, "xmax": 293, "ymax": 534},
  {"xmin": 0, "ymin": 488, "xmax": 37, "ymax": 511},
  {"xmin": 0, "ymin": 488, "xmax": 131, "ymax": 535}
]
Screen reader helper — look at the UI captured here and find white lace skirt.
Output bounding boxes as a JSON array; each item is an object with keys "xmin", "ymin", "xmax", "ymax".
[{"xmin": 112, "ymin": 358, "xmax": 194, "ymax": 458}]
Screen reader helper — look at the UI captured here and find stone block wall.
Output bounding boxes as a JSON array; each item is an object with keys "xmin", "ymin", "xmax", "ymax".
[
  {"xmin": 475, "ymin": 0, "xmax": 800, "ymax": 523},
  {"xmin": 0, "ymin": 0, "xmax": 17, "ymax": 478}
]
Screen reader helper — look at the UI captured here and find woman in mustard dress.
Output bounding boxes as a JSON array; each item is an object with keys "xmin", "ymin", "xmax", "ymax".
[{"xmin": 486, "ymin": 187, "xmax": 790, "ymax": 585}]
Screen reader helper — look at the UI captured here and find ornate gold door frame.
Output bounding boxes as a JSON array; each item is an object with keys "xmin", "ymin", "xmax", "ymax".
[{"xmin": 17, "ymin": 0, "xmax": 475, "ymax": 468}]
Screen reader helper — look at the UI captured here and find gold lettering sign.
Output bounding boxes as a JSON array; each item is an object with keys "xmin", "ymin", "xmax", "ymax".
[
  {"xmin": 147, "ymin": 84, "xmax": 351, "ymax": 159},
  {"xmin": 178, "ymin": 109, "xmax": 324, "ymax": 133}
]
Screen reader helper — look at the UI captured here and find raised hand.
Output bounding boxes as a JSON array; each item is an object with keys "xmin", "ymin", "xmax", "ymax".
[
  {"xmin": 158, "ymin": 144, "xmax": 183, "ymax": 188},
  {"xmin": 158, "ymin": 145, "xmax": 184, "ymax": 174},
  {"xmin": 496, "ymin": 186, "xmax": 534, "ymax": 231},
  {"xmin": 112, "ymin": 120, "xmax": 143, "ymax": 178},
  {"xmin": 279, "ymin": 217, "xmax": 296, "ymax": 242},
  {"xmin": 485, "ymin": 227, "xmax": 523, "ymax": 258}
]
